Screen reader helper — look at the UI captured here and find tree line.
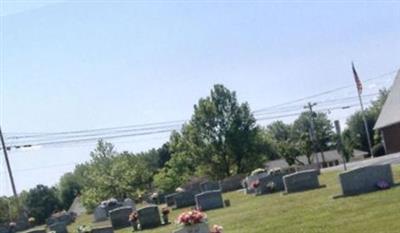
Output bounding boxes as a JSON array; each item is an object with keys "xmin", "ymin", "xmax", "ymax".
[{"xmin": 0, "ymin": 85, "xmax": 388, "ymax": 224}]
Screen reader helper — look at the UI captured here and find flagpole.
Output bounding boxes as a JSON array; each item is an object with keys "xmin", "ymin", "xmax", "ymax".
[
  {"xmin": 351, "ymin": 62, "xmax": 374, "ymax": 158},
  {"xmin": 357, "ymin": 92, "xmax": 374, "ymax": 158}
]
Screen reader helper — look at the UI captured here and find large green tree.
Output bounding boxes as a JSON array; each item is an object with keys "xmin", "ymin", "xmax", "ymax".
[
  {"xmin": 57, "ymin": 172, "xmax": 83, "ymax": 210},
  {"xmin": 292, "ymin": 111, "xmax": 334, "ymax": 163},
  {"xmin": 25, "ymin": 185, "xmax": 61, "ymax": 224},
  {"xmin": 344, "ymin": 89, "xmax": 389, "ymax": 156},
  {"xmin": 158, "ymin": 84, "xmax": 266, "ymax": 182}
]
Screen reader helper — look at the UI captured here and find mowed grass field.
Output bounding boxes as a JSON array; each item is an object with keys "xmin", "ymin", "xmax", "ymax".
[{"xmin": 69, "ymin": 165, "xmax": 400, "ymax": 233}]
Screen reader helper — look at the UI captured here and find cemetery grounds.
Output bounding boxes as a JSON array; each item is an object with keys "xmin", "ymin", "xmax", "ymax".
[{"xmin": 69, "ymin": 165, "xmax": 400, "ymax": 233}]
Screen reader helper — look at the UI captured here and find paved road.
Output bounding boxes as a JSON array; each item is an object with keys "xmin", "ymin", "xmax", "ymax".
[{"xmin": 322, "ymin": 152, "xmax": 400, "ymax": 173}]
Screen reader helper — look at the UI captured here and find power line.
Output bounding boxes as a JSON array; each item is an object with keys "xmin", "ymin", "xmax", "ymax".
[
  {"xmin": 5, "ymin": 119, "xmax": 186, "ymax": 139},
  {"xmin": 252, "ymin": 69, "xmax": 397, "ymax": 113},
  {"xmin": 253, "ymin": 93, "xmax": 378, "ymax": 116},
  {"xmin": 3, "ymin": 69, "xmax": 396, "ymax": 150}
]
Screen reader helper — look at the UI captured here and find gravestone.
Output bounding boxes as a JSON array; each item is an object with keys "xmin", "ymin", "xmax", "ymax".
[
  {"xmin": 200, "ymin": 181, "xmax": 220, "ymax": 192},
  {"xmin": 256, "ymin": 170, "xmax": 295, "ymax": 195},
  {"xmin": 156, "ymin": 193, "xmax": 166, "ymax": 204},
  {"xmin": 91, "ymin": 225, "xmax": 113, "ymax": 233},
  {"xmin": 21, "ymin": 227, "xmax": 46, "ymax": 233},
  {"xmin": 109, "ymin": 206, "xmax": 132, "ymax": 230},
  {"xmin": 137, "ymin": 206, "xmax": 162, "ymax": 230},
  {"xmin": 219, "ymin": 174, "xmax": 246, "ymax": 192},
  {"xmin": 165, "ymin": 193, "xmax": 177, "ymax": 207},
  {"xmin": 339, "ymin": 164, "xmax": 394, "ymax": 196},
  {"xmin": 244, "ymin": 172, "xmax": 269, "ymax": 194},
  {"xmin": 91, "ymin": 221, "xmax": 113, "ymax": 233},
  {"xmin": 283, "ymin": 169, "xmax": 320, "ymax": 193},
  {"xmin": 174, "ymin": 192, "xmax": 196, "ymax": 209},
  {"xmin": 101, "ymin": 198, "xmax": 123, "ymax": 215},
  {"xmin": 195, "ymin": 190, "xmax": 224, "ymax": 211},
  {"xmin": 123, "ymin": 198, "xmax": 135, "ymax": 210},
  {"xmin": 173, "ymin": 223, "xmax": 209, "ymax": 233},
  {"xmin": 47, "ymin": 211, "xmax": 74, "ymax": 226},
  {"xmin": 48, "ymin": 222, "xmax": 68, "ymax": 233},
  {"xmin": 94, "ymin": 206, "xmax": 108, "ymax": 222}
]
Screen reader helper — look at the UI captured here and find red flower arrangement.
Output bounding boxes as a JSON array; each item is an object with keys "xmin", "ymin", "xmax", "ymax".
[
  {"xmin": 251, "ymin": 180, "xmax": 260, "ymax": 189},
  {"xmin": 162, "ymin": 207, "xmax": 170, "ymax": 215},
  {"xmin": 128, "ymin": 212, "xmax": 139, "ymax": 222},
  {"xmin": 176, "ymin": 210, "xmax": 207, "ymax": 226}
]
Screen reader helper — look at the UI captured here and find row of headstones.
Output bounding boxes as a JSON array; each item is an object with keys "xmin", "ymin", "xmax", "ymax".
[
  {"xmin": 21, "ymin": 224, "xmax": 115, "ymax": 233},
  {"xmin": 165, "ymin": 181, "xmax": 224, "ymax": 210},
  {"xmin": 94, "ymin": 198, "xmax": 135, "ymax": 222},
  {"xmin": 244, "ymin": 164, "xmax": 395, "ymax": 197},
  {"xmin": 108, "ymin": 205, "xmax": 162, "ymax": 230}
]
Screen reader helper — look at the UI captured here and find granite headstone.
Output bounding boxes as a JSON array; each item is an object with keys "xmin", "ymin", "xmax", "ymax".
[
  {"xmin": 283, "ymin": 169, "xmax": 320, "ymax": 193},
  {"xmin": 137, "ymin": 206, "xmax": 162, "ymax": 230},
  {"xmin": 109, "ymin": 206, "xmax": 132, "ymax": 230},
  {"xmin": 195, "ymin": 190, "xmax": 224, "ymax": 211}
]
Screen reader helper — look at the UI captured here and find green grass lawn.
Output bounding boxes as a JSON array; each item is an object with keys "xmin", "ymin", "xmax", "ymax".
[{"xmin": 69, "ymin": 165, "xmax": 400, "ymax": 233}]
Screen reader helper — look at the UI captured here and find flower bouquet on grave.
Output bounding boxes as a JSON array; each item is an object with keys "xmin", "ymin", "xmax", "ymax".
[
  {"xmin": 128, "ymin": 211, "xmax": 139, "ymax": 231},
  {"xmin": 250, "ymin": 180, "xmax": 260, "ymax": 189},
  {"xmin": 174, "ymin": 210, "xmax": 209, "ymax": 233},
  {"xmin": 77, "ymin": 225, "xmax": 91, "ymax": 233},
  {"xmin": 209, "ymin": 225, "xmax": 223, "ymax": 233},
  {"xmin": 266, "ymin": 181, "xmax": 276, "ymax": 193},
  {"xmin": 376, "ymin": 180, "xmax": 390, "ymax": 190},
  {"xmin": 162, "ymin": 207, "xmax": 171, "ymax": 224},
  {"xmin": 28, "ymin": 217, "xmax": 35, "ymax": 227}
]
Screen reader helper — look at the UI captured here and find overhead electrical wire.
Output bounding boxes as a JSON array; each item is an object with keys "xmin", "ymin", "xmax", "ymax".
[
  {"xmin": 252, "ymin": 69, "xmax": 397, "ymax": 113},
  {"xmin": 3, "ymin": 69, "xmax": 397, "ymax": 151}
]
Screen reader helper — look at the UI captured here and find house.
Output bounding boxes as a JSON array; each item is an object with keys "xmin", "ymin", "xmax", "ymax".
[
  {"xmin": 265, "ymin": 149, "xmax": 368, "ymax": 170},
  {"xmin": 374, "ymin": 71, "xmax": 400, "ymax": 154}
]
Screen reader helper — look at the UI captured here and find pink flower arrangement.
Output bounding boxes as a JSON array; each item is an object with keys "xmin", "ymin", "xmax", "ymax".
[
  {"xmin": 176, "ymin": 210, "xmax": 207, "ymax": 226},
  {"xmin": 210, "ymin": 224, "xmax": 223, "ymax": 233}
]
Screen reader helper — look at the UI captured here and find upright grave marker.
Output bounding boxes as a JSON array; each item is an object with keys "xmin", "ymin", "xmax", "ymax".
[
  {"xmin": 137, "ymin": 206, "xmax": 162, "ymax": 230},
  {"xmin": 94, "ymin": 206, "xmax": 108, "ymax": 222},
  {"xmin": 283, "ymin": 169, "xmax": 321, "ymax": 193},
  {"xmin": 339, "ymin": 164, "xmax": 394, "ymax": 196},
  {"xmin": 48, "ymin": 222, "xmax": 68, "ymax": 233},
  {"xmin": 165, "ymin": 193, "xmax": 177, "ymax": 207},
  {"xmin": 195, "ymin": 190, "xmax": 224, "ymax": 211},
  {"xmin": 109, "ymin": 206, "xmax": 132, "ymax": 230},
  {"xmin": 200, "ymin": 181, "xmax": 220, "ymax": 192},
  {"xmin": 174, "ymin": 192, "xmax": 196, "ymax": 209}
]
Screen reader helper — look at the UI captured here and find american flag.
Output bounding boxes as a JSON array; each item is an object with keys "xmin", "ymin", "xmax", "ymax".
[{"xmin": 352, "ymin": 62, "xmax": 363, "ymax": 95}]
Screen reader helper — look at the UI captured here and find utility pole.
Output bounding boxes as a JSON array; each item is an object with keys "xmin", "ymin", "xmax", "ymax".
[
  {"xmin": 0, "ymin": 126, "xmax": 19, "ymax": 199},
  {"xmin": 305, "ymin": 102, "xmax": 322, "ymax": 170},
  {"xmin": 334, "ymin": 120, "xmax": 347, "ymax": 171}
]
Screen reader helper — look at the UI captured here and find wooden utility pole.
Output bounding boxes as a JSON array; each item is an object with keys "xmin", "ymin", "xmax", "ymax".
[
  {"xmin": 0, "ymin": 126, "xmax": 19, "ymax": 198},
  {"xmin": 305, "ymin": 102, "xmax": 322, "ymax": 169}
]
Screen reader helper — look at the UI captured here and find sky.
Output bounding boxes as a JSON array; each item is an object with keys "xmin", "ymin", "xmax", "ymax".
[{"xmin": 0, "ymin": 0, "xmax": 399, "ymax": 196}]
